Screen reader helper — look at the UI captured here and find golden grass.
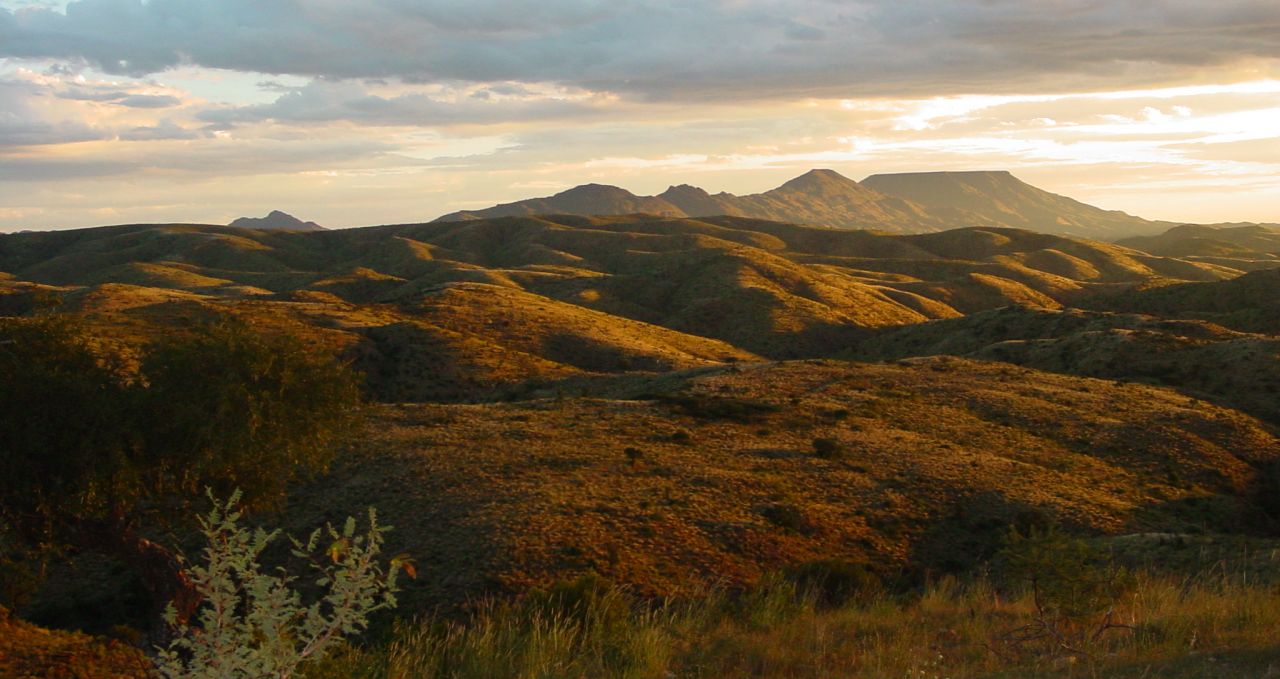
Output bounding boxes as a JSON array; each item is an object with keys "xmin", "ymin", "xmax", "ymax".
[
  {"xmin": 305, "ymin": 568, "xmax": 1280, "ymax": 679},
  {"xmin": 0, "ymin": 606, "xmax": 149, "ymax": 679}
]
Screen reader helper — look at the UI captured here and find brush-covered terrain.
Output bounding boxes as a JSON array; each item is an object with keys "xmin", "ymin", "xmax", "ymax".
[{"xmin": 2, "ymin": 210, "xmax": 1279, "ymax": 677}]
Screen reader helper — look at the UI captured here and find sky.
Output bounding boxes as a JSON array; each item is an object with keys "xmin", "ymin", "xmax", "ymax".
[{"xmin": 1, "ymin": 0, "xmax": 1279, "ymax": 231}]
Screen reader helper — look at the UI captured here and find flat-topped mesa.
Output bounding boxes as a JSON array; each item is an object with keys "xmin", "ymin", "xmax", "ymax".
[{"xmin": 862, "ymin": 170, "xmax": 1163, "ymax": 237}]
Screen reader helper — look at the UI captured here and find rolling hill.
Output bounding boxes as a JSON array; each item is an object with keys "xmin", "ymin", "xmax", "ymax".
[
  {"xmin": 1116, "ymin": 223, "xmax": 1280, "ymax": 271},
  {"xmin": 849, "ymin": 306, "xmax": 1280, "ymax": 426},
  {"xmin": 0, "ymin": 216, "xmax": 1237, "ymax": 381}
]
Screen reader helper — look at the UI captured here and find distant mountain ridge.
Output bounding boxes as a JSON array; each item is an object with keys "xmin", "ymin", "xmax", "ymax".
[
  {"xmin": 229, "ymin": 210, "xmax": 326, "ymax": 231},
  {"xmin": 437, "ymin": 169, "xmax": 1173, "ymax": 238}
]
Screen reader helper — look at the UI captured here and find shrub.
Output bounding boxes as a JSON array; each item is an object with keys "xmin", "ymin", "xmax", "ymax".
[
  {"xmin": 624, "ymin": 447, "xmax": 644, "ymax": 467},
  {"xmin": 760, "ymin": 503, "xmax": 812, "ymax": 534},
  {"xmin": 994, "ymin": 525, "xmax": 1134, "ymax": 660},
  {"xmin": 811, "ymin": 437, "xmax": 844, "ymax": 460},
  {"xmin": 154, "ymin": 490, "xmax": 408, "ymax": 679},
  {"xmin": 785, "ymin": 559, "xmax": 881, "ymax": 607}
]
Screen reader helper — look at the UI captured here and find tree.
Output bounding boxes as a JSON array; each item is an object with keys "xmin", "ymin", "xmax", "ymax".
[
  {"xmin": 994, "ymin": 524, "xmax": 1134, "ymax": 661},
  {"xmin": 0, "ymin": 314, "xmax": 366, "ymax": 624}
]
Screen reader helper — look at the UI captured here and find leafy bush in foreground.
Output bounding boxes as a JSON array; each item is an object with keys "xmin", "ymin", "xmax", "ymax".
[{"xmin": 154, "ymin": 491, "xmax": 408, "ymax": 679}]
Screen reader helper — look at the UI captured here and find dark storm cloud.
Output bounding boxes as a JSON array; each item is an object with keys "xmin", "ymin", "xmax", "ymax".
[{"xmin": 2, "ymin": 1, "xmax": 1278, "ymax": 100}]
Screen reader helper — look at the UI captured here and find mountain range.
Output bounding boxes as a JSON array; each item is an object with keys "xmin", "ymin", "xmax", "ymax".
[{"xmin": 437, "ymin": 169, "xmax": 1197, "ymax": 238}]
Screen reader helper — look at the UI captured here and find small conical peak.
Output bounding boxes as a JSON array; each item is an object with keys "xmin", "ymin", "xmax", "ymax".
[
  {"xmin": 229, "ymin": 210, "xmax": 325, "ymax": 231},
  {"xmin": 555, "ymin": 183, "xmax": 638, "ymax": 199},
  {"xmin": 773, "ymin": 168, "xmax": 867, "ymax": 194}
]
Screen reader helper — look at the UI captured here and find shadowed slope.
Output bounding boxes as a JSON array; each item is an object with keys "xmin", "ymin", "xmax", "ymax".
[
  {"xmin": 1098, "ymin": 268, "xmax": 1280, "ymax": 335},
  {"xmin": 1118, "ymin": 224, "xmax": 1280, "ymax": 271}
]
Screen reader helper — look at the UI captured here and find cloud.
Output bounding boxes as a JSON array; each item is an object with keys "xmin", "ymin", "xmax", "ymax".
[
  {"xmin": 1, "ymin": 1, "xmax": 1277, "ymax": 101},
  {"xmin": 59, "ymin": 88, "xmax": 181, "ymax": 108},
  {"xmin": 0, "ymin": 135, "xmax": 407, "ymax": 181},
  {"xmin": 0, "ymin": 78, "xmax": 109, "ymax": 145},
  {"xmin": 197, "ymin": 79, "xmax": 607, "ymax": 127},
  {"xmin": 117, "ymin": 118, "xmax": 201, "ymax": 141}
]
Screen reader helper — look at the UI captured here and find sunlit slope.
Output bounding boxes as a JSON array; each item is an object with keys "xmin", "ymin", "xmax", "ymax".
[{"xmin": 0, "ymin": 216, "xmax": 1246, "ymax": 368}]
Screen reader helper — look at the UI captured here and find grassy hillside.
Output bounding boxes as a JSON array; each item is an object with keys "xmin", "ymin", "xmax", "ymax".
[{"xmin": 274, "ymin": 358, "xmax": 1280, "ymax": 613}]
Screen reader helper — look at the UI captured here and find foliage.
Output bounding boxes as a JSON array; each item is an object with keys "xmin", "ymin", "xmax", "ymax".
[
  {"xmin": 0, "ymin": 315, "xmax": 135, "ymax": 542},
  {"xmin": 154, "ymin": 490, "xmax": 407, "ymax": 679},
  {"xmin": 0, "ymin": 314, "xmax": 366, "ymax": 623},
  {"xmin": 140, "ymin": 317, "xmax": 366, "ymax": 513},
  {"xmin": 810, "ymin": 437, "xmax": 844, "ymax": 459}
]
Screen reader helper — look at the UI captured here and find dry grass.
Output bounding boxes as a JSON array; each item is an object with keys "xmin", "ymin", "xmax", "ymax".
[
  {"xmin": 0, "ymin": 606, "xmax": 150, "ymax": 679},
  {"xmin": 304, "ymin": 567, "xmax": 1280, "ymax": 679}
]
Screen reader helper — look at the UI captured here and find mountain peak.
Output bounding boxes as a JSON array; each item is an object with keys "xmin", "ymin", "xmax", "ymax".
[
  {"xmin": 777, "ymin": 168, "xmax": 858, "ymax": 189},
  {"xmin": 229, "ymin": 211, "xmax": 326, "ymax": 231},
  {"xmin": 556, "ymin": 183, "xmax": 637, "ymax": 198}
]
